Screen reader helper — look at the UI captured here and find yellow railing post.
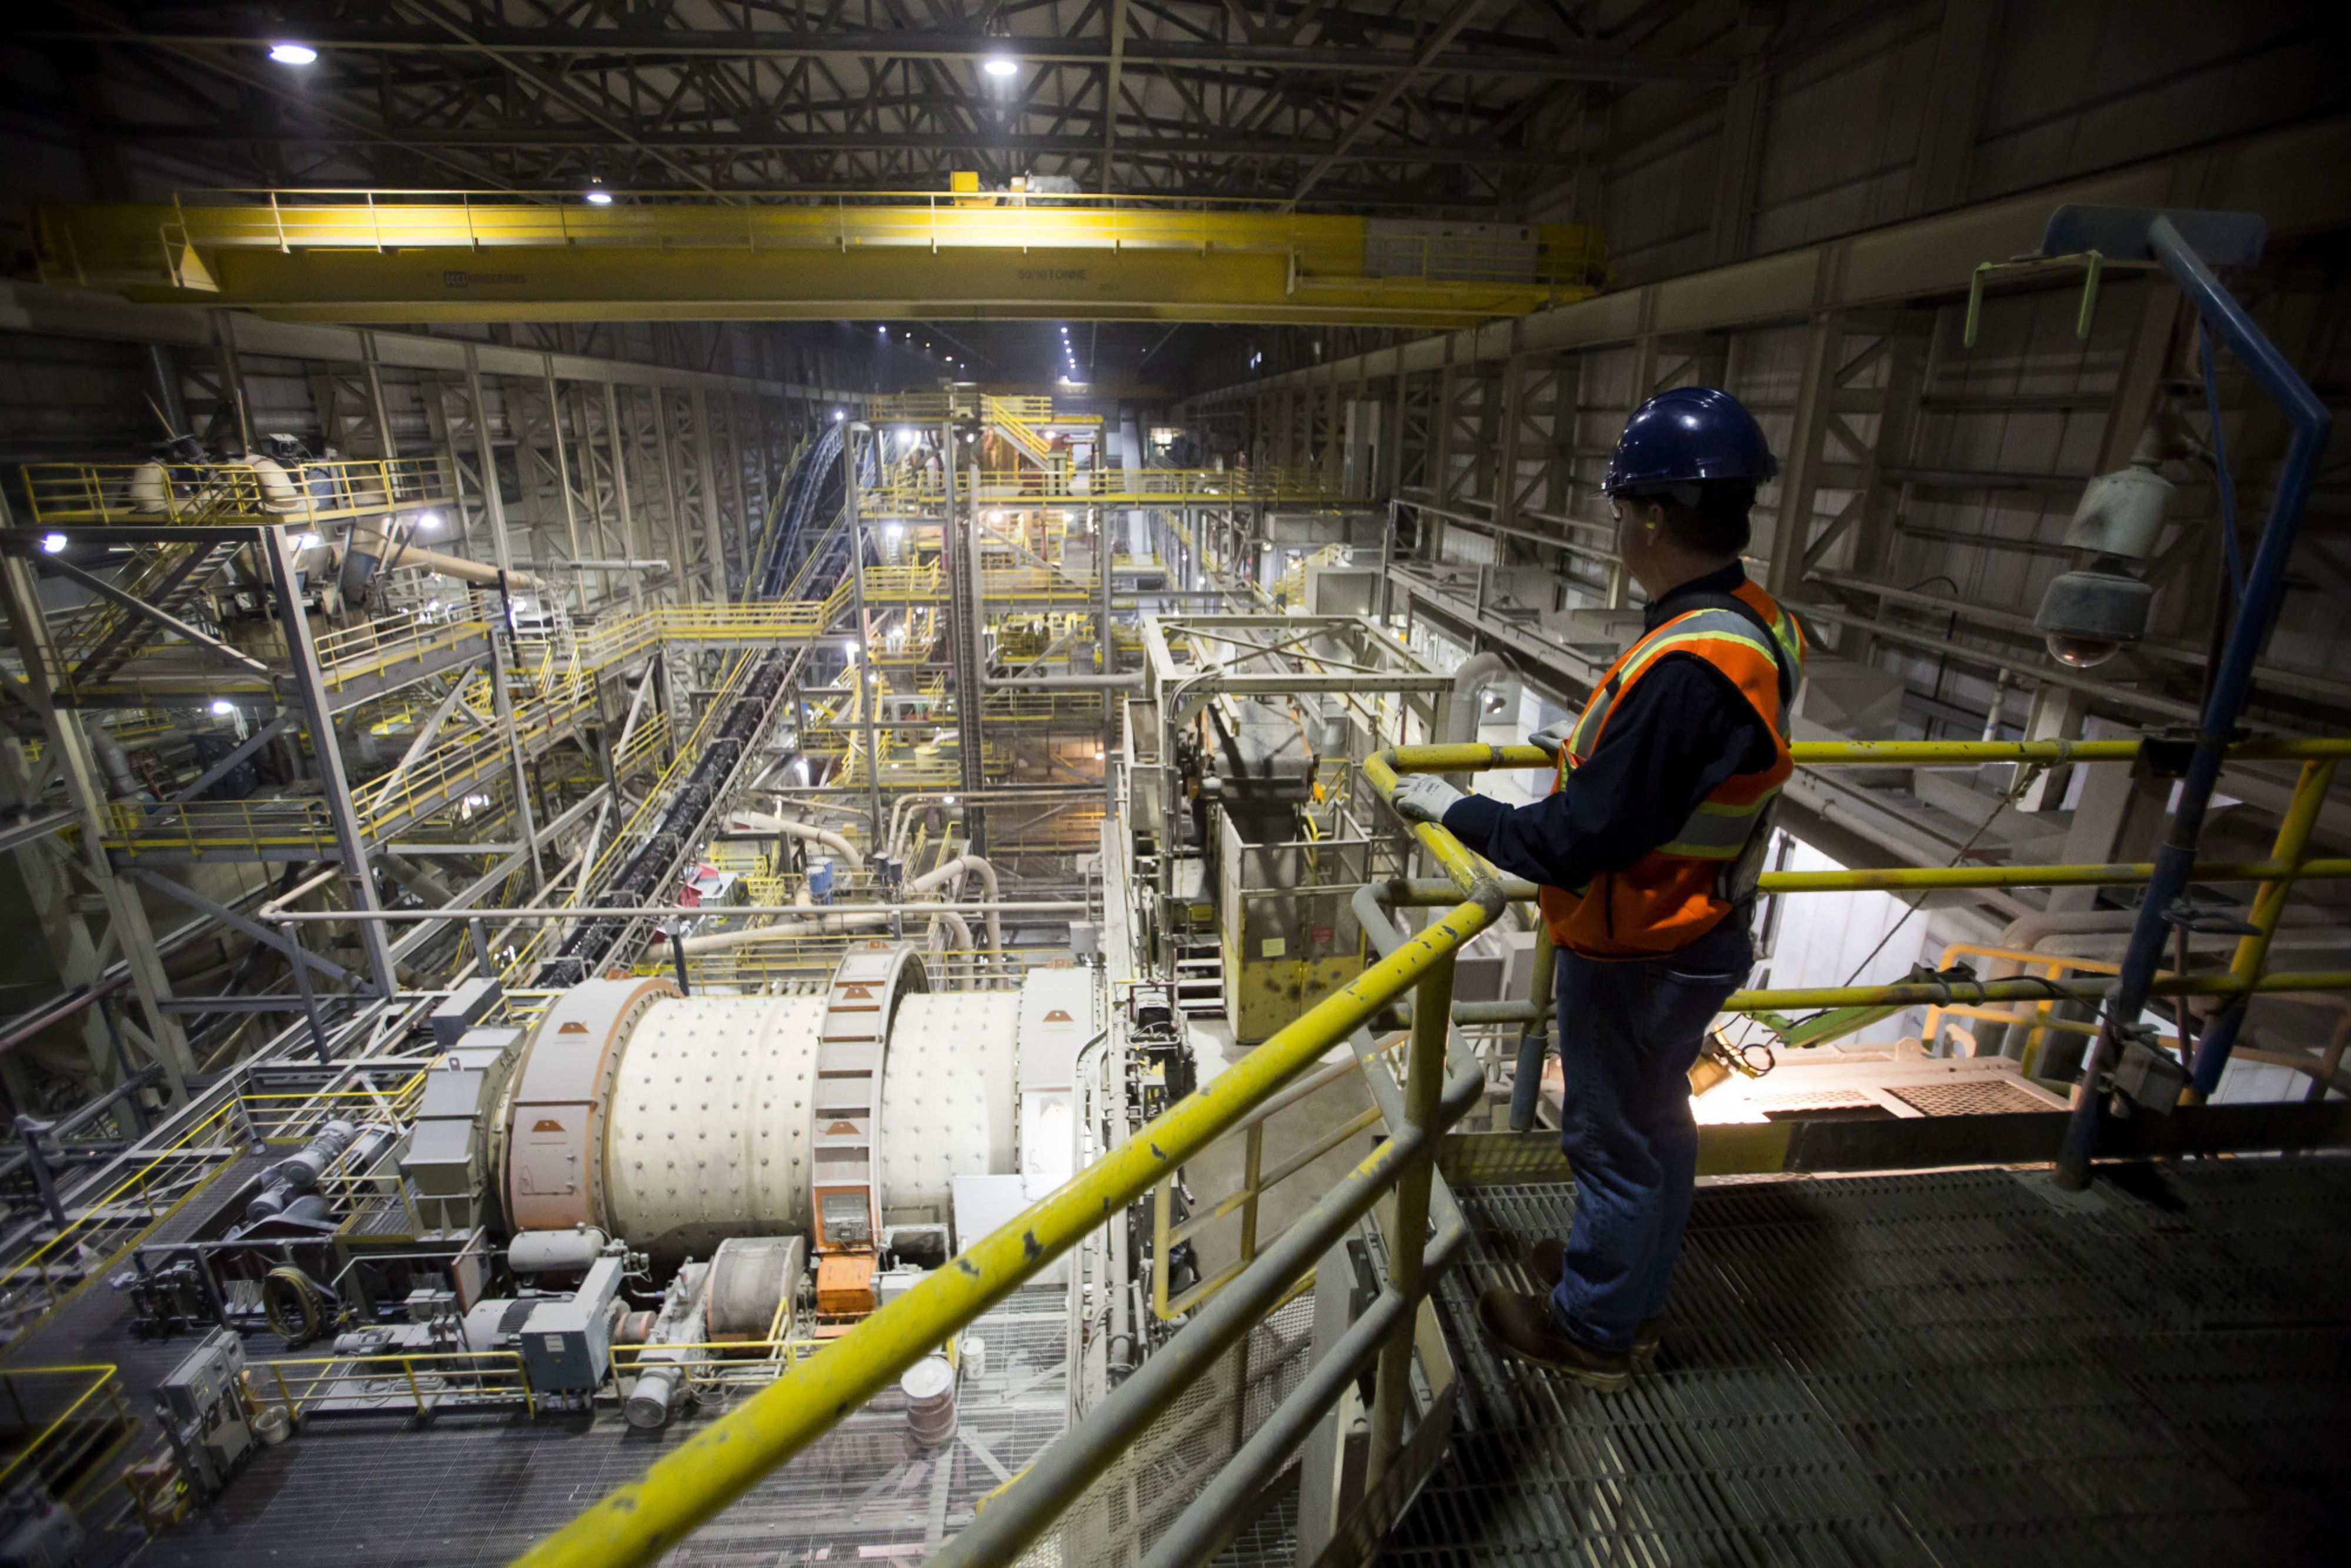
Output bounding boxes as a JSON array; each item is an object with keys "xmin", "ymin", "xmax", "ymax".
[
  {"xmin": 2189, "ymin": 754, "xmax": 2340, "ymax": 1091},
  {"xmin": 1236, "ymin": 1122, "xmax": 1264, "ymax": 1269},
  {"xmin": 1367, "ymin": 944, "xmax": 1451, "ymax": 1482}
]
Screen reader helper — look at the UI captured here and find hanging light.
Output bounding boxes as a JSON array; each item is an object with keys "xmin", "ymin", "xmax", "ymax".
[
  {"xmin": 268, "ymin": 42, "xmax": 318, "ymax": 66},
  {"xmin": 38, "ymin": 533, "xmax": 66, "ymax": 553},
  {"xmin": 984, "ymin": 55, "xmax": 1019, "ymax": 79},
  {"xmin": 585, "ymin": 179, "xmax": 614, "ymax": 206}
]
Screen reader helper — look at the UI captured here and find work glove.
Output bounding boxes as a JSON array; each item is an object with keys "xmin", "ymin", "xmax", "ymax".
[
  {"xmin": 1527, "ymin": 721, "xmax": 1574, "ymax": 760},
  {"xmin": 1391, "ymin": 773, "xmax": 1465, "ymax": 825}
]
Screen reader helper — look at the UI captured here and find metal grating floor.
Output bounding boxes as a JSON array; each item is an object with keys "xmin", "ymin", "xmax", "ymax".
[{"xmin": 1385, "ymin": 1162, "xmax": 2351, "ymax": 1568}]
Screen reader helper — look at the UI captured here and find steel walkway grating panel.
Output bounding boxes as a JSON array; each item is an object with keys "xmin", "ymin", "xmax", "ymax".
[{"xmin": 1384, "ymin": 1163, "xmax": 2351, "ymax": 1567}]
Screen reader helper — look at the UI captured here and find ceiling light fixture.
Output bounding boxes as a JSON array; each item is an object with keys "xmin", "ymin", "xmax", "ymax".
[
  {"xmin": 585, "ymin": 180, "xmax": 613, "ymax": 206},
  {"xmin": 268, "ymin": 42, "xmax": 318, "ymax": 66},
  {"xmin": 984, "ymin": 55, "xmax": 1019, "ymax": 79}
]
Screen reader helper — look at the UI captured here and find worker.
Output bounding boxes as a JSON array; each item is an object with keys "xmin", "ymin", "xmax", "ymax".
[{"xmin": 1391, "ymin": 386, "xmax": 1802, "ymax": 1391}]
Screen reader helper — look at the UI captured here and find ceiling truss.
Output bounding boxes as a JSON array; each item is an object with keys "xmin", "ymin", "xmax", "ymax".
[{"xmin": 35, "ymin": 0, "xmax": 1734, "ymax": 211}]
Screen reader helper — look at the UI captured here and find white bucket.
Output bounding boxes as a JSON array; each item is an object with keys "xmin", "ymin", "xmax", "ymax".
[{"xmin": 901, "ymin": 1353, "xmax": 956, "ymax": 1446}]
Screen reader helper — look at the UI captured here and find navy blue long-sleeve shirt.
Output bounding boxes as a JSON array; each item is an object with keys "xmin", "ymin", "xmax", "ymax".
[{"xmin": 1441, "ymin": 563, "xmax": 1779, "ymax": 894}]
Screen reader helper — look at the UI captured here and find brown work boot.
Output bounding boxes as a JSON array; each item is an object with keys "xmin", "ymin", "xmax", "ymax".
[
  {"xmin": 1519, "ymin": 1237, "xmax": 1663, "ymax": 1362},
  {"xmin": 1475, "ymin": 1287, "xmax": 1635, "ymax": 1392}
]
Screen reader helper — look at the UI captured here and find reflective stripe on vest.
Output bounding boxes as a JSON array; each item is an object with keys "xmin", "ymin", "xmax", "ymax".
[
  {"xmin": 1538, "ymin": 583, "xmax": 1802, "ymax": 958},
  {"xmin": 1657, "ymin": 793, "xmax": 1779, "ymax": 859},
  {"xmin": 1564, "ymin": 607, "xmax": 1787, "ymax": 767}
]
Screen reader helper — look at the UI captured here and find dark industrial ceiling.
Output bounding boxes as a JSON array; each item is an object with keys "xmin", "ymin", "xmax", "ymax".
[{"xmin": 28, "ymin": 0, "xmax": 1741, "ymax": 213}]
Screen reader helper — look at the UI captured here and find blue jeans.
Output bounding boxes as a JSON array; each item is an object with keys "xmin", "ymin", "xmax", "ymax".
[{"xmin": 1549, "ymin": 916, "xmax": 1752, "ymax": 1352}]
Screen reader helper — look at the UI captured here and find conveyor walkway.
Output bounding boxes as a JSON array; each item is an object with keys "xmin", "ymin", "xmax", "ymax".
[{"xmin": 1390, "ymin": 1162, "xmax": 2351, "ymax": 1567}]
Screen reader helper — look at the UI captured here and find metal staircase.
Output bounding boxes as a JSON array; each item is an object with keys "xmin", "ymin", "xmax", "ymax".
[
  {"xmin": 56, "ymin": 536, "xmax": 247, "ymax": 689},
  {"xmin": 1171, "ymin": 936, "xmax": 1225, "ymax": 1017}
]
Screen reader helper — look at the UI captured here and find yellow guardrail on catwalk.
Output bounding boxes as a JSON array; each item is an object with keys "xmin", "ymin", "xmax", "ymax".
[
  {"xmin": 19, "ymin": 456, "xmax": 456, "ymax": 527},
  {"xmin": 864, "ymin": 466, "xmax": 1336, "ymax": 511},
  {"xmin": 102, "ymin": 797, "xmax": 340, "ymax": 857},
  {"xmin": 0, "ymin": 1363, "xmax": 131, "ymax": 1497},
  {"xmin": 248, "ymin": 1349, "xmax": 537, "ymax": 1422},
  {"xmin": 518, "ymin": 731, "xmax": 2351, "ymax": 1568},
  {"xmin": 499, "ymin": 641, "xmax": 781, "ymax": 984},
  {"xmin": 315, "ymin": 607, "xmax": 496, "ymax": 690},
  {"xmin": 515, "ymin": 740, "xmax": 1504, "ymax": 1568},
  {"xmin": 0, "ymin": 1083, "xmax": 405, "ymax": 1356}
]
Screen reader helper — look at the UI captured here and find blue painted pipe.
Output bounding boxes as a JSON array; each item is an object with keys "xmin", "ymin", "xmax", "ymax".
[{"xmin": 2058, "ymin": 214, "xmax": 2334, "ymax": 1182}]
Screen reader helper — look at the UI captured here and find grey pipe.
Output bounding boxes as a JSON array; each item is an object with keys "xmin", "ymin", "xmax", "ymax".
[
  {"xmin": 1440, "ymin": 650, "xmax": 1512, "ymax": 785},
  {"xmin": 87, "ymin": 730, "xmax": 142, "ymax": 800}
]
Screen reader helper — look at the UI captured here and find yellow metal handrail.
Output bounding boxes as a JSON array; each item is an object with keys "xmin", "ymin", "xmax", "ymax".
[
  {"xmin": 0, "ymin": 1101, "xmax": 243, "ymax": 1343},
  {"xmin": 500, "ymin": 642, "xmax": 778, "ymax": 981},
  {"xmin": 863, "ymin": 467, "xmax": 1334, "ymax": 509},
  {"xmin": 0, "ymin": 1364, "xmax": 129, "ymax": 1493},
  {"xmin": 315, "ymin": 609, "xmax": 493, "ymax": 687},
  {"xmin": 522, "ymin": 730, "xmax": 2351, "ymax": 1568},
  {"xmin": 1916, "ymin": 942, "xmax": 2143, "ymax": 1074},
  {"xmin": 249, "ymin": 1349, "xmax": 536, "ymax": 1422},
  {"xmin": 515, "ymin": 745, "xmax": 1504, "ymax": 1567},
  {"xmin": 19, "ymin": 456, "xmax": 453, "ymax": 527},
  {"xmin": 1, "ymin": 1086, "xmax": 425, "ymax": 1354}
]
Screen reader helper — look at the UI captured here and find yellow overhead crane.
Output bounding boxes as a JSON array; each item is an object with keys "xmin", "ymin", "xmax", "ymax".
[{"xmin": 31, "ymin": 189, "xmax": 1607, "ymax": 327}]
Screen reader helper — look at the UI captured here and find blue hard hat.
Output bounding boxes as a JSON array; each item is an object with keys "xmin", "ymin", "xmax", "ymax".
[{"xmin": 1602, "ymin": 387, "xmax": 1778, "ymax": 495}]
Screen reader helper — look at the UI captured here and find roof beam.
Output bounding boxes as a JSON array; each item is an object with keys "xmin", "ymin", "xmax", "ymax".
[
  {"xmin": 28, "ymin": 25, "xmax": 1735, "ymax": 85},
  {"xmin": 101, "ymin": 122, "xmax": 1572, "ymax": 168},
  {"xmin": 1287, "ymin": 0, "xmax": 1490, "ymax": 208}
]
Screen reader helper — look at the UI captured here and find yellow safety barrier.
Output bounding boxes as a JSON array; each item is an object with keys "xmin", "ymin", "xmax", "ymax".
[
  {"xmin": 1151, "ymin": 1040, "xmax": 1398, "ymax": 1320},
  {"xmin": 500, "ymin": 641, "xmax": 780, "ymax": 982},
  {"xmin": 0, "ymin": 1363, "xmax": 132, "ymax": 1513},
  {"xmin": 513, "ymin": 742, "xmax": 1504, "ymax": 1568},
  {"xmin": 19, "ymin": 456, "xmax": 455, "ymax": 527},
  {"xmin": 248, "ymin": 1349, "xmax": 537, "ymax": 1422},
  {"xmin": 0, "ymin": 1101, "xmax": 245, "ymax": 1350},
  {"xmin": 1915, "ymin": 944, "xmax": 2143, "ymax": 1075},
  {"xmin": 608, "ymin": 1338, "xmax": 826, "ymax": 1397},
  {"xmin": 235, "ymin": 1077, "xmax": 428, "ymax": 1144},
  {"xmin": 315, "ymin": 609, "xmax": 495, "ymax": 690},
  {"xmin": 519, "ymin": 729, "xmax": 2351, "ymax": 1568},
  {"xmin": 864, "ymin": 467, "xmax": 1337, "ymax": 511}
]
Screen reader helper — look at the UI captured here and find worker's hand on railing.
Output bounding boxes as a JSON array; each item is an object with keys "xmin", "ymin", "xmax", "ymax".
[
  {"xmin": 1527, "ymin": 721, "xmax": 1572, "ymax": 761},
  {"xmin": 1390, "ymin": 773, "xmax": 1465, "ymax": 825}
]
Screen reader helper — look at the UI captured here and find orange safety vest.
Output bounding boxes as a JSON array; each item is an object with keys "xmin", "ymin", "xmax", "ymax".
[{"xmin": 1536, "ymin": 578, "xmax": 1804, "ymax": 959}]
